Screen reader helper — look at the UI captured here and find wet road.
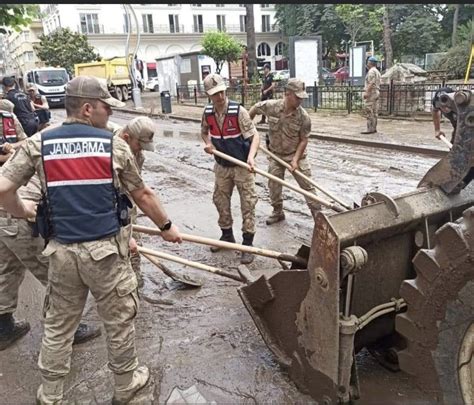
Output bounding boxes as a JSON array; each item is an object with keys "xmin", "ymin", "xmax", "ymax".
[{"xmin": 0, "ymin": 109, "xmax": 438, "ymax": 404}]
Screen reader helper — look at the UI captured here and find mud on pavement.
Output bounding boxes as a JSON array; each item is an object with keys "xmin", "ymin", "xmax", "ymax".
[{"xmin": 0, "ymin": 109, "xmax": 435, "ymax": 404}]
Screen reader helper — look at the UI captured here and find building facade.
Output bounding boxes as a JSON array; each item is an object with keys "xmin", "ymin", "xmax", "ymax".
[{"xmin": 39, "ymin": 4, "xmax": 286, "ymax": 80}]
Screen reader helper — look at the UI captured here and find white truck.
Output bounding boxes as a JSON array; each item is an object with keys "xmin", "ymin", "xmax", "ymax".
[{"xmin": 24, "ymin": 67, "xmax": 69, "ymax": 108}]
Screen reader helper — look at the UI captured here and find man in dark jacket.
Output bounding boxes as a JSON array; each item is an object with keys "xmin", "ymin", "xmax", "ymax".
[
  {"xmin": 432, "ymin": 86, "xmax": 457, "ymax": 144},
  {"xmin": 2, "ymin": 76, "xmax": 38, "ymax": 137}
]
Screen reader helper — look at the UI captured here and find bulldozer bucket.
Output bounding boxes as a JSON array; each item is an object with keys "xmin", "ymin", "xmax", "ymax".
[{"xmin": 238, "ymin": 184, "xmax": 474, "ymax": 403}]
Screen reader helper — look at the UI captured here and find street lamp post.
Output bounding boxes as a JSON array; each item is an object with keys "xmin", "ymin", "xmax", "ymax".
[{"xmin": 123, "ymin": 4, "xmax": 143, "ymax": 109}]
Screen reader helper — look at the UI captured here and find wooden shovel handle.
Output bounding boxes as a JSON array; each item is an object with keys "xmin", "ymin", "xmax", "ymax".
[
  {"xmin": 133, "ymin": 225, "xmax": 307, "ymax": 267},
  {"xmin": 138, "ymin": 246, "xmax": 243, "ymax": 282}
]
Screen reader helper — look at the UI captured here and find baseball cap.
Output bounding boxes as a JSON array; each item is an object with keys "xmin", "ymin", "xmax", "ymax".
[
  {"xmin": 367, "ymin": 56, "xmax": 378, "ymax": 63},
  {"xmin": 0, "ymin": 99, "xmax": 14, "ymax": 113},
  {"xmin": 65, "ymin": 76, "xmax": 125, "ymax": 107},
  {"xmin": 26, "ymin": 82, "xmax": 37, "ymax": 91},
  {"xmin": 264, "ymin": 63, "xmax": 271, "ymax": 70},
  {"xmin": 204, "ymin": 73, "xmax": 227, "ymax": 96},
  {"xmin": 285, "ymin": 78, "xmax": 308, "ymax": 99},
  {"xmin": 123, "ymin": 116, "xmax": 155, "ymax": 151}
]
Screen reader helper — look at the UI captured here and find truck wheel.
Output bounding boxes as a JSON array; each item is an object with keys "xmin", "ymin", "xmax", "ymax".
[
  {"xmin": 153, "ymin": 85, "xmax": 159, "ymax": 92},
  {"xmin": 114, "ymin": 86, "xmax": 123, "ymax": 102},
  {"xmin": 395, "ymin": 207, "xmax": 474, "ymax": 404},
  {"xmin": 121, "ymin": 86, "xmax": 129, "ymax": 101}
]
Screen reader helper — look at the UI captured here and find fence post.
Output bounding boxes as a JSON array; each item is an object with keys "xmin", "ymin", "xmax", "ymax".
[
  {"xmin": 176, "ymin": 83, "xmax": 180, "ymax": 104},
  {"xmin": 241, "ymin": 84, "xmax": 245, "ymax": 107},
  {"xmin": 389, "ymin": 79, "xmax": 393, "ymax": 115},
  {"xmin": 347, "ymin": 86, "xmax": 352, "ymax": 114},
  {"xmin": 313, "ymin": 81, "xmax": 318, "ymax": 111},
  {"xmin": 194, "ymin": 86, "xmax": 197, "ymax": 105}
]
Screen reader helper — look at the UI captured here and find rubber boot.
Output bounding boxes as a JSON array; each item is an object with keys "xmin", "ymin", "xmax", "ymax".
[
  {"xmin": 0, "ymin": 313, "xmax": 30, "ymax": 351},
  {"xmin": 72, "ymin": 322, "xmax": 102, "ymax": 345},
  {"xmin": 112, "ymin": 365, "xmax": 150, "ymax": 405},
  {"xmin": 266, "ymin": 210, "xmax": 285, "ymax": 225},
  {"xmin": 36, "ymin": 376, "xmax": 64, "ymax": 404},
  {"xmin": 240, "ymin": 233, "xmax": 255, "ymax": 264},
  {"xmin": 210, "ymin": 228, "xmax": 235, "ymax": 253}
]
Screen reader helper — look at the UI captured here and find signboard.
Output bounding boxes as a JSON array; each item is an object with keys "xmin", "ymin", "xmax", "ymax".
[
  {"xmin": 349, "ymin": 45, "xmax": 366, "ymax": 86},
  {"xmin": 288, "ymin": 35, "xmax": 323, "ymax": 87}
]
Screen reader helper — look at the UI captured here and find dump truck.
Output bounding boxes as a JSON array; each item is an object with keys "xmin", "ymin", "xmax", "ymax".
[
  {"xmin": 74, "ymin": 57, "xmax": 131, "ymax": 102},
  {"xmin": 239, "ymin": 90, "xmax": 474, "ymax": 404}
]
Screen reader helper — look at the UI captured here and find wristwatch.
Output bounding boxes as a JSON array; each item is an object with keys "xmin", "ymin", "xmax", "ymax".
[{"xmin": 159, "ymin": 219, "xmax": 172, "ymax": 232}]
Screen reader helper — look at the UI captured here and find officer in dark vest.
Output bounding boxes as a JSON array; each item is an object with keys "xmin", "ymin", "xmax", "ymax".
[
  {"xmin": 2, "ymin": 76, "xmax": 38, "ymax": 137},
  {"xmin": 0, "ymin": 75, "xmax": 182, "ymax": 404},
  {"xmin": 201, "ymin": 73, "xmax": 260, "ymax": 264},
  {"xmin": 432, "ymin": 87, "xmax": 457, "ymax": 144}
]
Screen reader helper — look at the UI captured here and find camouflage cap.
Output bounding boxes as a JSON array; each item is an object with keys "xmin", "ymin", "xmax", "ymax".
[
  {"xmin": 285, "ymin": 78, "xmax": 308, "ymax": 99},
  {"xmin": 204, "ymin": 73, "xmax": 227, "ymax": 95},
  {"xmin": 123, "ymin": 116, "xmax": 156, "ymax": 152},
  {"xmin": 65, "ymin": 76, "xmax": 125, "ymax": 107},
  {"xmin": 25, "ymin": 82, "xmax": 37, "ymax": 91},
  {"xmin": 0, "ymin": 99, "xmax": 14, "ymax": 113}
]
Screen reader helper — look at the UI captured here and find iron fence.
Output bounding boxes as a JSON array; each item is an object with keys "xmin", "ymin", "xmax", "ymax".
[{"xmin": 176, "ymin": 81, "xmax": 474, "ymax": 117}]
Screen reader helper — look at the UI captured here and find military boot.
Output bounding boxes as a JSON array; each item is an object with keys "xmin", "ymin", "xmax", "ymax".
[
  {"xmin": 0, "ymin": 313, "xmax": 30, "ymax": 351},
  {"xmin": 240, "ymin": 233, "xmax": 255, "ymax": 265},
  {"xmin": 266, "ymin": 210, "xmax": 285, "ymax": 225},
  {"xmin": 72, "ymin": 322, "xmax": 102, "ymax": 345},
  {"xmin": 210, "ymin": 228, "xmax": 235, "ymax": 253},
  {"xmin": 112, "ymin": 365, "xmax": 150, "ymax": 405},
  {"xmin": 36, "ymin": 376, "xmax": 64, "ymax": 405}
]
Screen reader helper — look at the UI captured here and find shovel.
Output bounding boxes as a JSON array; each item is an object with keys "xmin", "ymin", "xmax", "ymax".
[
  {"xmin": 133, "ymin": 224, "xmax": 309, "ymax": 268},
  {"xmin": 140, "ymin": 251, "xmax": 203, "ymax": 288},
  {"xmin": 438, "ymin": 134, "xmax": 453, "ymax": 149},
  {"xmin": 211, "ymin": 149, "xmax": 345, "ymax": 213},
  {"xmin": 138, "ymin": 246, "xmax": 244, "ymax": 282},
  {"xmin": 259, "ymin": 146, "xmax": 351, "ymax": 211}
]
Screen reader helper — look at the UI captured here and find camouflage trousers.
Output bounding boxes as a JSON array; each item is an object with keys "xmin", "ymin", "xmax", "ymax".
[
  {"xmin": 38, "ymin": 228, "xmax": 139, "ymax": 382},
  {"xmin": 0, "ymin": 217, "xmax": 48, "ymax": 315},
  {"xmin": 213, "ymin": 162, "xmax": 258, "ymax": 234},
  {"xmin": 364, "ymin": 96, "xmax": 379, "ymax": 132},
  {"xmin": 267, "ymin": 155, "xmax": 321, "ymax": 213}
]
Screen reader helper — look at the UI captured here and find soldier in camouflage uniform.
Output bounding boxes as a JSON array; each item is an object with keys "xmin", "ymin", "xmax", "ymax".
[
  {"xmin": 201, "ymin": 73, "xmax": 260, "ymax": 264},
  {"xmin": 0, "ymin": 99, "xmax": 27, "ymax": 164},
  {"xmin": 361, "ymin": 56, "xmax": 381, "ymax": 134},
  {"xmin": 249, "ymin": 78, "xmax": 320, "ymax": 224},
  {"xmin": 0, "ymin": 76, "xmax": 182, "ymax": 404},
  {"xmin": 117, "ymin": 117, "xmax": 156, "ymax": 288}
]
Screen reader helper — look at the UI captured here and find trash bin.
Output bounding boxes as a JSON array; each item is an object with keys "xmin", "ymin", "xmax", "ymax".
[{"xmin": 160, "ymin": 90, "xmax": 172, "ymax": 114}]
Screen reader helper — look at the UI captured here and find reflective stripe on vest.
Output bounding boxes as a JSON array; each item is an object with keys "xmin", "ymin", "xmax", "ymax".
[
  {"xmin": 41, "ymin": 123, "xmax": 120, "ymax": 243},
  {"xmin": 204, "ymin": 101, "xmax": 250, "ymax": 166},
  {"xmin": 1, "ymin": 112, "xmax": 18, "ymax": 143}
]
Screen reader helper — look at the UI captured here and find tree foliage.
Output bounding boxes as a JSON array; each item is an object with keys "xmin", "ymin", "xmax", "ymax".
[
  {"xmin": 0, "ymin": 4, "xmax": 39, "ymax": 31},
  {"xmin": 34, "ymin": 28, "xmax": 100, "ymax": 75},
  {"xmin": 201, "ymin": 31, "xmax": 243, "ymax": 74}
]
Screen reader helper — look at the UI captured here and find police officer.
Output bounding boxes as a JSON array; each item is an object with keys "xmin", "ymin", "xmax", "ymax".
[
  {"xmin": 0, "ymin": 75, "xmax": 182, "ymax": 404},
  {"xmin": 249, "ymin": 78, "xmax": 320, "ymax": 224},
  {"xmin": 361, "ymin": 56, "xmax": 381, "ymax": 134},
  {"xmin": 0, "ymin": 99, "xmax": 27, "ymax": 164},
  {"xmin": 201, "ymin": 73, "xmax": 259, "ymax": 264},
  {"xmin": 258, "ymin": 64, "xmax": 275, "ymax": 124},
  {"xmin": 432, "ymin": 87, "xmax": 456, "ymax": 144},
  {"xmin": 2, "ymin": 76, "xmax": 38, "ymax": 137},
  {"xmin": 118, "ymin": 116, "xmax": 156, "ymax": 288}
]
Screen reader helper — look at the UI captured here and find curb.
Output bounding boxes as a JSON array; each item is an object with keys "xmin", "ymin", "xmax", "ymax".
[{"xmin": 114, "ymin": 106, "xmax": 447, "ymax": 158}]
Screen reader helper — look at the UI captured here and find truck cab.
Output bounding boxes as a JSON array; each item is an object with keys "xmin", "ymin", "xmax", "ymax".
[{"xmin": 24, "ymin": 67, "xmax": 69, "ymax": 108}]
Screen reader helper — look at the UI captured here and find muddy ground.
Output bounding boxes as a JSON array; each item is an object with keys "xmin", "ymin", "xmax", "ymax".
[{"xmin": 0, "ymin": 108, "xmax": 439, "ymax": 404}]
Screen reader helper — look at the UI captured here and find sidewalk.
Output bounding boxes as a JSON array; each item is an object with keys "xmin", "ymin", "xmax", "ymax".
[{"xmin": 119, "ymin": 94, "xmax": 453, "ymax": 157}]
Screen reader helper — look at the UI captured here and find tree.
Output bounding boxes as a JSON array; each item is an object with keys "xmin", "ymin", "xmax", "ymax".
[
  {"xmin": 34, "ymin": 28, "xmax": 100, "ymax": 76},
  {"xmin": 201, "ymin": 31, "xmax": 243, "ymax": 75},
  {"xmin": 435, "ymin": 40, "xmax": 472, "ymax": 79},
  {"xmin": 245, "ymin": 4, "xmax": 257, "ymax": 81},
  {"xmin": 382, "ymin": 4, "xmax": 393, "ymax": 69},
  {"xmin": 452, "ymin": 4, "xmax": 460, "ymax": 46},
  {"xmin": 0, "ymin": 4, "xmax": 39, "ymax": 31}
]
